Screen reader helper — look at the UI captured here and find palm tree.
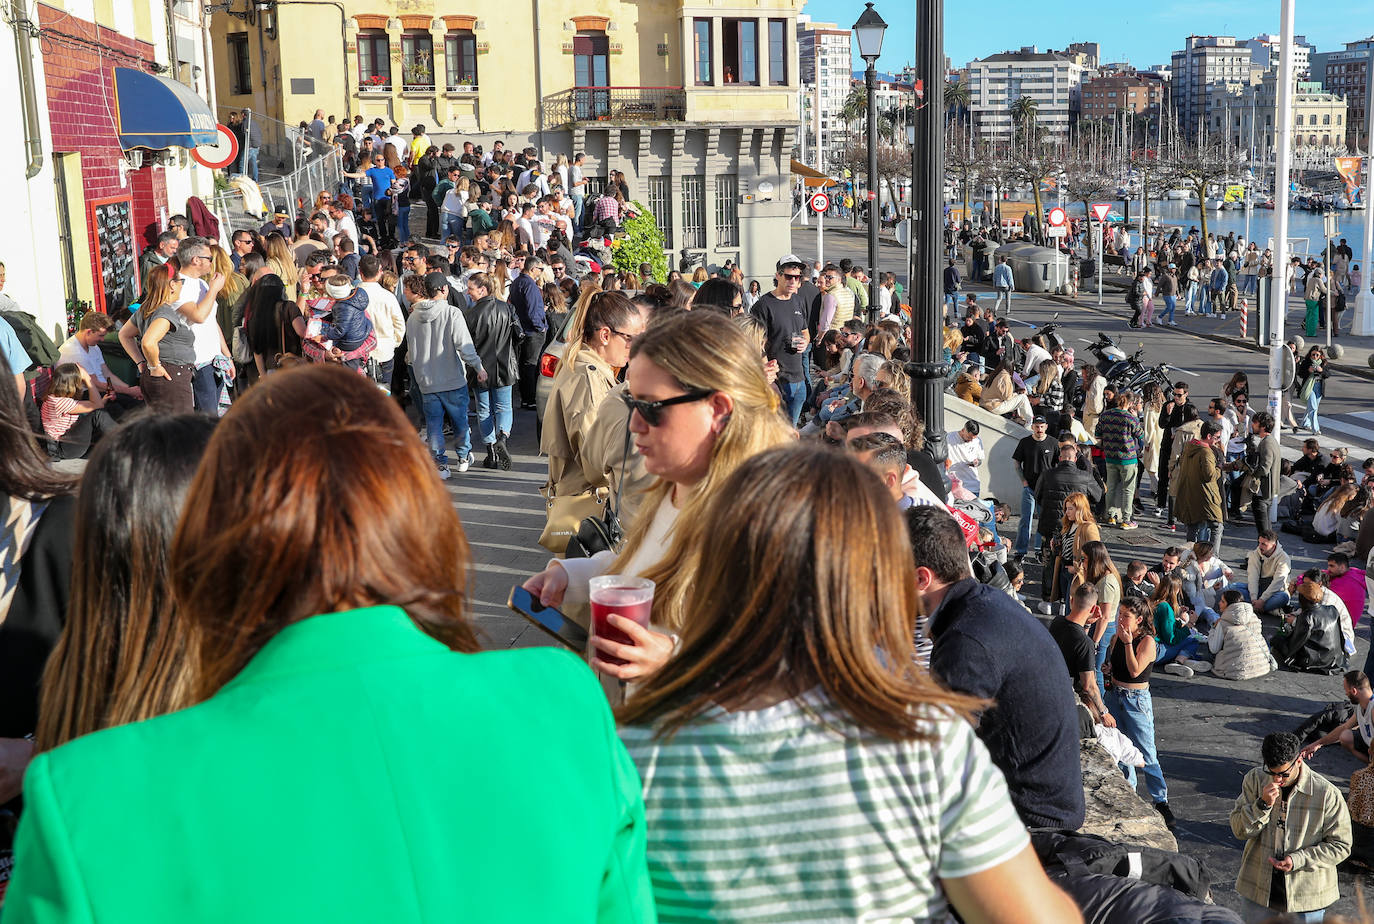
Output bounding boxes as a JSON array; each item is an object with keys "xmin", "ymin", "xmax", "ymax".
[
  {"xmin": 1009, "ymin": 95, "xmax": 1038, "ymax": 147},
  {"xmin": 878, "ymin": 109, "xmax": 900, "ymax": 144},
  {"xmin": 945, "ymin": 79, "xmax": 970, "ymax": 126},
  {"xmin": 839, "ymin": 85, "xmax": 868, "ymax": 128}
]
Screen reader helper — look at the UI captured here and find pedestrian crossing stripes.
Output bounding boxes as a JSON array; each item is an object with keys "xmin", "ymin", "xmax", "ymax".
[{"xmin": 1308, "ymin": 412, "xmax": 1374, "ymax": 451}]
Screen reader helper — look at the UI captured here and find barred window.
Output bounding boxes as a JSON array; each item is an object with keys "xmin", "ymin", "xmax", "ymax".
[
  {"xmin": 681, "ymin": 175, "xmax": 705, "ymax": 248},
  {"xmin": 715, "ymin": 175, "xmax": 738, "ymax": 247},
  {"xmin": 647, "ymin": 176, "xmax": 673, "ymax": 246}
]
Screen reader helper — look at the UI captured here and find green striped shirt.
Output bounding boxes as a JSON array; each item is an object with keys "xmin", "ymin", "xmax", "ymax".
[{"xmin": 619, "ymin": 694, "xmax": 1029, "ymax": 922}]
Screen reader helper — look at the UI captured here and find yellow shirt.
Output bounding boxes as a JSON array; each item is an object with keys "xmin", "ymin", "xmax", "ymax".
[{"xmin": 409, "ymin": 134, "xmax": 432, "ymax": 164}]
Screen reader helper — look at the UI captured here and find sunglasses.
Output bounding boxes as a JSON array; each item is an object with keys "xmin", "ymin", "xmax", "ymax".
[
  {"xmin": 1266, "ymin": 759, "xmax": 1299, "ymax": 779},
  {"xmin": 620, "ymin": 388, "xmax": 714, "ymax": 426},
  {"xmin": 781, "ymin": 273, "xmax": 802, "ymax": 281}
]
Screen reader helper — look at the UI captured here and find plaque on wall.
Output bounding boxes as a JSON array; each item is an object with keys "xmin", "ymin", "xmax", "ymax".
[{"xmin": 89, "ymin": 196, "xmax": 136, "ymax": 317}]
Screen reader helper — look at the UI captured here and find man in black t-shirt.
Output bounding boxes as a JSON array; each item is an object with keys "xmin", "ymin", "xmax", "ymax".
[
  {"xmin": 1012, "ymin": 416, "xmax": 1055, "ymax": 560},
  {"xmin": 1050, "ymin": 584, "xmax": 1114, "ymax": 726},
  {"xmin": 751, "ymin": 253, "xmax": 811, "ymax": 426}
]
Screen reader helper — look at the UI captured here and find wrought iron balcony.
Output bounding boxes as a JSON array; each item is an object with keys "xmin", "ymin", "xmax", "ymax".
[{"xmin": 542, "ymin": 86, "xmax": 687, "ymax": 127}]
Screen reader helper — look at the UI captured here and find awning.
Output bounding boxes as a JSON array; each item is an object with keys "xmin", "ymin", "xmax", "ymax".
[
  {"xmin": 791, "ymin": 158, "xmax": 838, "ymax": 188},
  {"xmin": 112, "ymin": 67, "xmax": 218, "ymax": 150}
]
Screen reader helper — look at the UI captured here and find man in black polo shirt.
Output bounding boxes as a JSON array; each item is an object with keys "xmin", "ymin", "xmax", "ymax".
[
  {"xmin": 908, "ymin": 506, "xmax": 1085, "ymax": 833},
  {"xmin": 1012, "ymin": 416, "xmax": 1055, "ymax": 561},
  {"xmin": 1050, "ymin": 583, "xmax": 1114, "ymax": 727},
  {"xmin": 751, "ymin": 253, "xmax": 810, "ymax": 426}
]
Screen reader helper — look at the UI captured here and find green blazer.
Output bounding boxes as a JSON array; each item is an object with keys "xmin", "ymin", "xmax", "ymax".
[{"xmin": 2, "ymin": 606, "xmax": 654, "ymax": 923}]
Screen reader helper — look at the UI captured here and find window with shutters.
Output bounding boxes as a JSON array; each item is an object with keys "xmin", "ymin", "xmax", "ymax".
[{"xmin": 227, "ymin": 33, "xmax": 251, "ymax": 95}]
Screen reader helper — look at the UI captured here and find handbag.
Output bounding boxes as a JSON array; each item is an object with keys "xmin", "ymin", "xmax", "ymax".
[
  {"xmin": 565, "ymin": 418, "xmax": 633, "ymax": 559},
  {"xmin": 538, "ymin": 488, "xmax": 609, "ymax": 555},
  {"xmin": 231, "ymin": 325, "xmax": 253, "ymax": 364}
]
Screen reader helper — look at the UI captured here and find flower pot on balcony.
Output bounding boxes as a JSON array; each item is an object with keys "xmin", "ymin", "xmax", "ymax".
[{"xmin": 448, "ymin": 84, "xmax": 478, "ymax": 94}]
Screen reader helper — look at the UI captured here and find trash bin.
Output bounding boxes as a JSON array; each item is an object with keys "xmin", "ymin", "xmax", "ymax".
[{"xmin": 996, "ymin": 244, "xmax": 1070, "ymax": 294}]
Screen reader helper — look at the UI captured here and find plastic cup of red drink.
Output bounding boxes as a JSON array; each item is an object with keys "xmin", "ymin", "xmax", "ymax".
[{"xmin": 589, "ymin": 576, "xmax": 655, "ymax": 666}]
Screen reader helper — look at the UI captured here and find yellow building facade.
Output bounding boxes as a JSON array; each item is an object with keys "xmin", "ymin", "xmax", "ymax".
[{"xmin": 211, "ymin": 0, "xmax": 802, "ymax": 279}]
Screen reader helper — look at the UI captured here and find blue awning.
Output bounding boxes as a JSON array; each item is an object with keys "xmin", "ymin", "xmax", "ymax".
[{"xmin": 113, "ymin": 66, "xmax": 218, "ymax": 150}]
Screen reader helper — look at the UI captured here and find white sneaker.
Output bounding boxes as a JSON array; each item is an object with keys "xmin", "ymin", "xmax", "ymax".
[
  {"xmin": 1036, "ymin": 602, "xmax": 1055, "ymax": 616},
  {"xmin": 457, "ymin": 452, "xmax": 473, "ymax": 473},
  {"xmin": 436, "ymin": 465, "xmax": 451, "ymax": 481},
  {"xmin": 1178, "ymin": 657, "xmax": 1212, "ymax": 673},
  {"xmin": 1163, "ymin": 663, "xmax": 1194, "ymax": 678}
]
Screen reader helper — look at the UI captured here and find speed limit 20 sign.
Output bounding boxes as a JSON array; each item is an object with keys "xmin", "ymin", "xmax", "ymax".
[{"xmin": 809, "ymin": 192, "xmax": 830, "ymax": 213}]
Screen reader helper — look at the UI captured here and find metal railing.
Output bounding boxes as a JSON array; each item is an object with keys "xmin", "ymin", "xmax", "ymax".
[
  {"xmin": 215, "ymin": 106, "xmax": 336, "ymax": 178},
  {"xmin": 213, "ymin": 149, "xmax": 345, "ymax": 232},
  {"xmin": 542, "ymin": 86, "xmax": 687, "ymax": 128}
]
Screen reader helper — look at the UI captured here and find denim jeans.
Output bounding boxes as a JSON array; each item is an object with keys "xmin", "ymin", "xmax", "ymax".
[
  {"xmin": 1156, "ymin": 636, "xmax": 1200, "ymax": 664},
  {"xmin": 1107, "ymin": 686, "xmax": 1168, "ymax": 804},
  {"xmin": 571, "ymin": 193, "xmax": 585, "ymax": 228},
  {"xmin": 1015, "ymin": 484, "xmax": 1039, "ymax": 557},
  {"xmin": 441, "ymin": 212, "xmax": 464, "ymax": 242},
  {"xmin": 994, "ymin": 287, "xmax": 1012, "ymax": 315},
  {"xmin": 1160, "ymin": 295, "xmax": 1177, "ymax": 323},
  {"xmin": 1187, "ymin": 519, "xmax": 1224, "ymax": 558},
  {"xmin": 397, "ymin": 205, "xmax": 411, "ymax": 243},
  {"xmin": 1302, "ymin": 386, "xmax": 1322, "ymax": 433},
  {"xmin": 473, "ymin": 384, "xmax": 513, "ymax": 445},
  {"xmin": 1185, "ymin": 281, "xmax": 1199, "ymax": 312},
  {"xmin": 1229, "ymin": 584, "xmax": 1291, "ymax": 614},
  {"xmin": 1106, "ymin": 462, "xmax": 1137, "ymax": 523},
  {"xmin": 1095, "ymin": 621, "xmax": 1115, "ymax": 698},
  {"xmin": 420, "ymin": 386, "xmax": 471, "ymax": 468},
  {"xmin": 244, "ymin": 146, "xmax": 259, "ymax": 182},
  {"xmin": 777, "ymin": 378, "xmax": 806, "ymax": 426},
  {"xmin": 191, "ymin": 363, "xmax": 221, "ymax": 415}
]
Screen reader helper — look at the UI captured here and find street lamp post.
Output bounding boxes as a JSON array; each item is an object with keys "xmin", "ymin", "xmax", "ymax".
[
  {"xmin": 908, "ymin": 0, "xmax": 946, "ymax": 462},
  {"xmin": 1355, "ymin": 51, "xmax": 1374, "ymax": 336},
  {"xmin": 854, "ymin": 2, "xmax": 887, "ymax": 324}
]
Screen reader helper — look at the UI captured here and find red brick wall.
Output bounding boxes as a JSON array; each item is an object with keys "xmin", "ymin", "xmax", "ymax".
[{"xmin": 38, "ymin": 3, "xmax": 169, "ymax": 301}]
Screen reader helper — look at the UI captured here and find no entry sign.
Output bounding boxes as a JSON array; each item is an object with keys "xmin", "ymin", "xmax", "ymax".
[
  {"xmin": 190, "ymin": 124, "xmax": 240, "ymax": 170},
  {"xmin": 809, "ymin": 192, "xmax": 830, "ymax": 213}
]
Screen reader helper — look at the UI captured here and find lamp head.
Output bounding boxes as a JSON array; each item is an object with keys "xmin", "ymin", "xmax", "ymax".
[{"xmin": 853, "ymin": 2, "xmax": 887, "ymax": 63}]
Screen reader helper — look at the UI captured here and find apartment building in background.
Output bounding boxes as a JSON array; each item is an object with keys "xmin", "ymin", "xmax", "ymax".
[
  {"xmin": 1244, "ymin": 33, "xmax": 1315, "ymax": 78},
  {"xmin": 796, "ymin": 16, "xmax": 851, "ymax": 172},
  {"xmin": 966, "ymin": 47, "xmax": 1088, "ymax": 140},
  {"xmin": 212, "ymin": 0, "xmax": 803, "ymax": 280},
  {"xmin": 1079, "ymin": 71, "xmax": 1164, "ymax": 120},
  {"xmin": 1312, "ymin": 36, "xmax": 1373, "ymax": 150},
  {"xmin": 1171, "ymin": 35, "xmax": 1258, "ymax": 137}
]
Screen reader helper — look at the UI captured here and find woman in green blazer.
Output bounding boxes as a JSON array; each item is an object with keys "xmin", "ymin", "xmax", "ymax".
[{"xmin": 2, "ymin": 366, "xmax": 654, "ymax": 924}]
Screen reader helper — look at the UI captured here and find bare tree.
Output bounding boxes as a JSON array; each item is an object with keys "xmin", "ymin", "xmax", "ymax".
[
  {"xmin": 1162, "ymin": 138, "xmax": 1245, "ymax": 244},
  {"xmin": 841, "ymin": 141, "xmax": 910, "ymax": 226},
  {"xmin": 1009, "ymin": 145, "xmax": 1063, "ymax": 243},
  {"xmin": 944, "ymin": 125, "xmax": 980, "ymax": 225},
  {"xmin": 1061, "ymin": 168, "xmax": 1114, "ymax": 258}
]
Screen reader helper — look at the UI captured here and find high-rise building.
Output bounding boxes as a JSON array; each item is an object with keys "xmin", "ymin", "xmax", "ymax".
[
  {"xmin": 1312, "ymin": 37, "xmax": 1373, "ymax": 150},
  {"xmin": 796, "ymin": 17, "xmax": 851, "ymax": 172},
  {"xmin": 1170, "ymin": 36, "xmax": 1258, "ymax": 137},
  {"xmin": 212, "ymin": 0, "xmax": 803, "ymax": 281},
  {"xmin": 966, "ymin": 47, "xmax": 1087, "ymax": 140},
  {"xmin": 1244, "ymin": 33, "xmax": 1315, "ymax": 77}
]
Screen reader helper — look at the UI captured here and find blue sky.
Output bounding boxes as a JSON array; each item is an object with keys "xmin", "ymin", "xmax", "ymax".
[{"xmin": 800, "ymin": 0, "xmax": 1374, "ymax": 72}]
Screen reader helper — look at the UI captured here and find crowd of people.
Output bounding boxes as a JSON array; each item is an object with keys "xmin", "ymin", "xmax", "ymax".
[{"xmin": 2, "ymin": 142, "xmax": 1374, "ymax": 919}]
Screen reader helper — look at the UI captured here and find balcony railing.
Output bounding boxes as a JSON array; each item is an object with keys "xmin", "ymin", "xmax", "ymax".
[{"xmin": 542, "ymin": 86, "xmax": 686, "ymax": 127}]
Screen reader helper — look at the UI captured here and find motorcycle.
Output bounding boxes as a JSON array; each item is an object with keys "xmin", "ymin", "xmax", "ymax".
[
  {"xmin": 1029, "ymin": 313, "xmax": 1065, "ymax": 352},
  {"xmin": 1083, "ymin": 332, "xmax": 1128, "ymax": 378}
]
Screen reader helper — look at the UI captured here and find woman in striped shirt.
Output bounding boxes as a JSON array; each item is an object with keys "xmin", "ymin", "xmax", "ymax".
[{"xmin": 618, "ymin": 443, "xmax": 1080, "ymax": 924}]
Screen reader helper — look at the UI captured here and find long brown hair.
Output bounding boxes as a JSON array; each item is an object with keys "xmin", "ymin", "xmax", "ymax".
[
  {"xmin": 140, "ymin": 264, "xmax": 178, "ymax": 321},
  {"xmin": 612, "ymin": 311, "xmax": 795, "ymax": 632},
  {"xmin": 1149, "ymin": 573, "xmax": 1183, "ymax": 614},
  {"xmin": 36, "ymin": 414, "xmax": 216, "ymax": 751},
  {"xmin": 169, "ymin": 365, "xmax": 479, "ymax": 700},
  {"xmin": 1080, "ymin": 539, "xmax": 1120, "ymax": 587},
  {"xmin": 618, "ymin": 444, "xmax": 981, "ymax": 740}
]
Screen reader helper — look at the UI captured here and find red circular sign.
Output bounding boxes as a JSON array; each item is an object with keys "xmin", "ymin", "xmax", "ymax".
[
  {"xmin": 809, "ymin": 192, "xmax": 830, "ymax": 213},
  {"xmin": 191, "ymin": 124, "xmax": 240, "ymax": 170},
  {"xmin": 1047, "ymin": 206, "xmax": 1067, "ymax": 227}
]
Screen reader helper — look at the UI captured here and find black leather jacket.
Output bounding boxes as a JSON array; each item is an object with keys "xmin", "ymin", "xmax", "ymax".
[
  {"xmin": 1034, "ymin": 461, "xmax": 1104, "ymax": 538},
  {"xmin": 461, "ymin": 295, "xmax": 522, "ymax": 388}
]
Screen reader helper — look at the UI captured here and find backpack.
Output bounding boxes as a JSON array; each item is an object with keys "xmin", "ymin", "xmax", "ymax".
[{"xmin": 2, "ymin": 311, "xmax": 61, "ymax": 368}]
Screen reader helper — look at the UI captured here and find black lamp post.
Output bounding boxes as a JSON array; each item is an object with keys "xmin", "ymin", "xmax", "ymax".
[
  {"xmin": 853, "ymin": 2, "xmax": 886, "ymax": 324},
  {"xmin": 908, "ymin": 0, "xmax": 946, "ymax": 462}
]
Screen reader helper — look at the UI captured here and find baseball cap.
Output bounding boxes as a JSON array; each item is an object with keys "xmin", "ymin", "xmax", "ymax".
[
  {"xmin": 776, "ymin": 254, "xmax": 806, "ymax": 271},
  {"xmin": 423, "ymin": 271, "xmax": 449, "ymax": 291},
  {"xmin": 273, "ymin": 210, "xmax": 289, "ymax": 218},
  {"xmin": 1032, "ymin": 415, "xmax": 1047, "ymax": 424}
]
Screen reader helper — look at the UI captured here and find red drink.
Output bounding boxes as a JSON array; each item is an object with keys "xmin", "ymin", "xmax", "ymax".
[{"xmin": 589, "ymin": 577, "xmax": 655, "ymax": 667}]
